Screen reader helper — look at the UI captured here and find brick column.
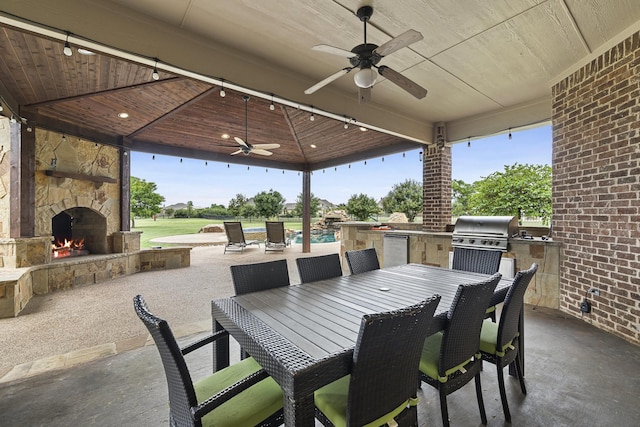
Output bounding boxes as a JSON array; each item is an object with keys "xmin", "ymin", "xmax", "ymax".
[{"xmin": 422, "ymin": 145, "xmax": 452, "ymax": 231}]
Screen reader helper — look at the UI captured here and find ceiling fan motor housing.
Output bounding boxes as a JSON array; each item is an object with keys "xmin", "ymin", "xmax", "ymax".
[{"xmin": 350, "ymin": 43, "xmax": 381, "ymax": 68}]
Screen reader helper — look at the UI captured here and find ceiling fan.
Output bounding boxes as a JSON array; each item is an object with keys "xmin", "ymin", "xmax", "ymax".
[
  {"xmin": 304, "ymin": 5, "xmax": 428, "ymax": 103},
  {"xmin": 231, "ymin": 96, "xmax": 280, "ymax": 156}
]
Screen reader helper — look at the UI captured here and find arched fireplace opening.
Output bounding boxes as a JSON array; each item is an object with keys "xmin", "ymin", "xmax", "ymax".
[{"xmin": 51, "ymin": 207, "xmax": 108, "ymax": 258}]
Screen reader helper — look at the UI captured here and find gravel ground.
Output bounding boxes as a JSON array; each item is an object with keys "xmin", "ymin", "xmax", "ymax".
[{"xmin": 0, "ymin": 241, "xmax": 342, "ymax": 369}]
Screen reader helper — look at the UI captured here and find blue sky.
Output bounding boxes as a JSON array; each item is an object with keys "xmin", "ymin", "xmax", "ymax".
[{"xmin": 130, "ymin": 125, "xmax": 552, "ymax": 208}]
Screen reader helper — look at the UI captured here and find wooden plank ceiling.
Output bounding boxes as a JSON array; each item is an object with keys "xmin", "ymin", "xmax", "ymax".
[{"xmin": 0, "ymin": 24, "xmax": 422, "ymax": 171}]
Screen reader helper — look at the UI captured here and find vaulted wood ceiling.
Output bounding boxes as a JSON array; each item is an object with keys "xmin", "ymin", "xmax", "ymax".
[{"xmin": 1, "ymin": 1, "xmax": 640, "ymax": 170}]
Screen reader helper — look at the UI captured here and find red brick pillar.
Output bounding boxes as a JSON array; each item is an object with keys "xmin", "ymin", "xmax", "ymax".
[{"xmin": 422, "ymin": 145, "xmax": 452, "ymax": 231}]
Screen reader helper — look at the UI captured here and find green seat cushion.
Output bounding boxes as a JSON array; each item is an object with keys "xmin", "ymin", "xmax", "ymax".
[
  {"xmin": 419, "ymin": 332, "xmax": 472, "ymax": 383},
  {"xmin": 479, "ymin": 318, "xmax": 515, "ymax": 356},
  {"xmin": 314, "ymin": 375, "xmax": 415, "ymax": 427},
  {"xmin": 194, "ymin": 357, "xmax": 283, "ymax": 427}
]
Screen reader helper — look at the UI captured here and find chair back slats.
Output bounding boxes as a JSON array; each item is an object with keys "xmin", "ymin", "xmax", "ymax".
[
  {"xmin": 223, "ymin": 221, "xmax": 246, "ymax": 245},
  {"xmin": 230, "ymin": 259, "xmax": 290, "ymax": 295},
  {"xmin": 440, "ymin": 273, "xmax": 501, "ymax": 376},
  {"xmin": 497, "ymin": 263, "xmax": 538, "ymax": 349},
  {"xmin": 451, "ymin": 247, "xmax": 502, "ymax": 275},
  {"xmin": 296, "ymin": 254, "xmax": 343, "ymax": 284},
  {"xmin": 133, "ymin": 295, "xmax": 198, "ymax": 427},
  {"xmin": 345, "ymin": 248, "xmax": 380, "ymax": 275},
  {"xmin": 347, "ymin": 295, "xmax": 441, "ymax": 426}
]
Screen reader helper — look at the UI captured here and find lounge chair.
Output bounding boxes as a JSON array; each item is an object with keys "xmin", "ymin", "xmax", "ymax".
[
  {"xmin": 264, "ymin": 221, "xmax": 290, "ymax": 252},
  {"xmin": 223, "ymin": 221, "xmax": 260, "ymax": 254}
]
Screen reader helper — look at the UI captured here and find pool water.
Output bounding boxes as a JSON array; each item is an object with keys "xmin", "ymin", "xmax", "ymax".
[{"xmin": 293, "ymin": 232, "xmax": 337, "ymax": 244}]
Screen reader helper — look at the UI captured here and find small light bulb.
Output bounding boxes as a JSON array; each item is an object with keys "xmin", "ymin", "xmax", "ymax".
[
  {"xmin": 220, "ymin": 88, "xmax": 225, "ymax": 97},
  {"xmin": 152, "ymin": 68, "xmax": 159, "ymax": 80},
  {"xmin": 270, "ymin": 102, "xmax": 275, "ymax": 111},
  {"xmin": 63, "ymin": 42, "xmax": 72, "ymax": 57},
  {"xmin": 310, "ymin": 113, "xmax": 315, "ymax": 121}
]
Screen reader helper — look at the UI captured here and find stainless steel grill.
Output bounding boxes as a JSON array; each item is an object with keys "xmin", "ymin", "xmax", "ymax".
[{"xmin": 451, "ymin": 216, "xmax": 518, "ymax": 252}]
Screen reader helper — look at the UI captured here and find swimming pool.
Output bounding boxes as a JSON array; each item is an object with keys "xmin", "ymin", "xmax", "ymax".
[{"xmin": 293, "ymin": 231, "xmax": 337, "ymax": 244}]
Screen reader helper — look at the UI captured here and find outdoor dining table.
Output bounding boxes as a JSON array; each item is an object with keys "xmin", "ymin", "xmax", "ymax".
[{"xmin": 211, "ymin": 263, "xmax": 514, "ymax": 426}]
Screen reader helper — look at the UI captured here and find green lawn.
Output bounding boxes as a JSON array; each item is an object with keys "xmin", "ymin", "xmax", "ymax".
[{"xmin": 132, "ymin": 218, "xmax": 304, "ymax": 248}]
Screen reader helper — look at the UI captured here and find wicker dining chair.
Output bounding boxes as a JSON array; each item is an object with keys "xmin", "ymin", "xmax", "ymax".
[
  {"xmin": 295, "ymin": 253, "xmax": 343, "ymax": 284},
  {"xmin": 419, "ymin": 273, "xmax": 501, "ymax": 427},
  {"xmin": 230, "ymin": 259, "xmax": 290, "ymax": 359},
  {"xmin": 230, "ymin": 259, "xmax": 290, "ymax": 295},
  {"xmin": 133, "ymin": 295, "xmax": 284, "ymax": 427},
  {"xmin": 344, "ymin": 248, "xmax": 380, "ymax": 275},
  {"xmin": 451, "ymin": 247, "xmax": 503, "ymax": 321},
  {"xmin": 315, "ymin": 295, "xmax": 442, "ymax": 427},
  {"xmin": 479, "ymin": 263, "xmax": 538, "ymax": 422}
]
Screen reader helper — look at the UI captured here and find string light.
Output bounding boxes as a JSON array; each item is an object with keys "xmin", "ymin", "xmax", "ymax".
[
  {"xmin": 508, "ymin": 128, "xmax": 512, "ymax": 140},
  {"xmin": 381, "ymin": 157, "xmax": 384, "ymax": 162},
  {"xmin": 220, "ymin": 79, "xmax": 226, "ymax": 97},
  {"xmin": 63, "ymin": 32, "xmax": 72, "ymax": 56},
  {"xmin": 152, "ymin": 59, "xmax": 159, "ymax": 80},
  {"xmin": 468, "ymin": 137, "xmax": 471, "ymax": 147},
  {"xmin": 270, "ymin": 94, "xmax": 275, "ymax": 111},
  {"xmin": 364, "ymin": 161, "xmax": 367, "ymax": 165},
  {"xmin": 152, "ymin": 155, "xmax": 155, "ymax": 160},
  {"xmin": 205, "ymin": 161, "xmax": 208, "ymax": 166},
  {"xmin": 403, "ymin": 152, "xmax": 405, "ymax": 158},
  {"xmin": 310, "ymin": 106, "xmax": 315, "ymax": 121}
]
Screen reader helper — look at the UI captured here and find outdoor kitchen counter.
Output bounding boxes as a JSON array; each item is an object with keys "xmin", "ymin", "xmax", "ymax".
[{"xmin": 339, "ymin": 222, "xmax": 561, "ymax": 309}]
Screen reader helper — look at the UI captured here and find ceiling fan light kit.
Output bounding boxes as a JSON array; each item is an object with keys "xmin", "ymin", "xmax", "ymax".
[
  {"xmin": 305, "ymin": 6, "xmax": 427, "ymax": 102},
  {"xmin": 354, "ymin": 68, "xmax": 377, "ymax": 88}
]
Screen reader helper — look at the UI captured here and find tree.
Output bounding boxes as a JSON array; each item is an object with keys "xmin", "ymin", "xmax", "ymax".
[
  {"xmin": 227, "ymin": 193, "xmax": 248, "ymax": 217},
  {"xmin": 293, "ymin": 192, "xmax": 320, "ymax": 217},
  {"xmin": 469, "ymin": 163, "xmax": 552, "ymax": 224},
  {"xmin": 451, "ymin": 179, "xmax": 476, "ymax": 218},
  {"xmin": 381, "ymin": 179, "xmax": 423, "ymax": 222},
  {"xmin": 253, "ymin": 189, "xmax": 285, "ymax": 219},
  {"xmin": 130, "ymin": 176, "xmax": 165, "ymax": 227},
  {"xmin": 239, "ymin": 203, "xmax": 257, "ymax": 219},
  {"xmin": 186, "ymin": 201, "xmax": 194, "ymax": 217},
  {"xmin": 345, "ymin": 193, "xmax": 379, "ymax": 221}
]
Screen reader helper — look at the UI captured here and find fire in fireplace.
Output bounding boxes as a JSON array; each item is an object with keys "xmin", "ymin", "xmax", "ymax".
[{"xmin": 52, "ymin": 238, "xmax": 89, "ymax": 259}]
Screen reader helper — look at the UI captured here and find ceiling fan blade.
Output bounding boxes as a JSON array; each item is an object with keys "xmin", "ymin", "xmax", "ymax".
[
  {"xmin": 230, "ymin": 149, "xmax": 243, "ymax": 155},
  {"xmin": 304, "ymin": 68, "xmax": 352, "ymax": 95},
  {"xmin": 251, "ymin": 149, "xmax": 274, "ymax": 156},
  {"xmin": 252, "ymin": 143, "xmax": 280, "ymax": 150},
  {"xmin": 374, "ymin": 29, "xmax": 423, "ymax": 57},
  {"xmin": 311, "ymin": 44, "xmax": 355, "ymax": 58},
  {"xmin": 358, "ymin": 87, "xmax": 371, "ymax": 104},
  {"xmin": 234, "ymin": 137, "xmax": 248, "ymax": 147},
  {"xmin": 377, "ymin": 66, "xmax": 428, "ymax": 99}
]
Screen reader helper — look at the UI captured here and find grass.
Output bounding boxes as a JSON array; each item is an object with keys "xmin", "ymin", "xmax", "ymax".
[{"xmin": 132, "ymin": 217, "xmax": 304, "ymax": 248}]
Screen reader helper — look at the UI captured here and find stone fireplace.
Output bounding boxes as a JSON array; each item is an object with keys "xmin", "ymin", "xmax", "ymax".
[
  {"xmin": 51, "ymin": 207, "xmax": 108, "ymax": 258},
  {"xmin": 0, "ymin": 120, "xmax": 190, "ymax": 319},
  {"xmin": 34, "ymin": 130, "xmax": 121, "ymax": 259}
]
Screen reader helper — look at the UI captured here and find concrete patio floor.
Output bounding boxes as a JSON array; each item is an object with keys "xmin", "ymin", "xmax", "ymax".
[{"xmin": 1, "ymin": 240, "xmax": 639, "ymax": 426}]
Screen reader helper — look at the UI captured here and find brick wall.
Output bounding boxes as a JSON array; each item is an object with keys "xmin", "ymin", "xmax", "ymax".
[
  {"xmin": 552, "ymin": 31, "xmax": 640, "ymax": 345},
  {"xmin": 422, "ymin": 145, "xmax": 452, "ymax": 231}
]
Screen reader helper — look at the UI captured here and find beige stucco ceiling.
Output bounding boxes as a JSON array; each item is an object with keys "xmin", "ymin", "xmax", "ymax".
[{"xmin": 2, "ymin": 0, "xmax": 640, "ymax": 146}]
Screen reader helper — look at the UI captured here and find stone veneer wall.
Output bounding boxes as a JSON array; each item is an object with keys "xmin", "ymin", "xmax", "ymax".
[
  {"xmin": 422, "ymin": 145, "xmax": 452, "ymax": 231},
  {"xmin": 34, "ymin": 130, "xmax": 120, "ymax": 251},
  {"xmin": 0, "ymin": 118, "xmax": 12, "ymax": 238},
  {"xmin": 552, "ymin": 31, "xmax": 640, "ymax": 345}
]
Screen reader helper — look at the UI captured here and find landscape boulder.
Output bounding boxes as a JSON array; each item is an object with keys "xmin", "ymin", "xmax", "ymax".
[{"xmin": 199, "ymin": 224, "xmax": 224, "ymax": 233}]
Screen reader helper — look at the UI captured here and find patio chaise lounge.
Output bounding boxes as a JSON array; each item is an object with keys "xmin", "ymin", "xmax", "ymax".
[
  {"xmin": 223, "ymin": 221, "xmax": 260, "ymax": 254},
  {"xmin": 264, "ymin": 221, "xmax": 291, "ymax": 252}
]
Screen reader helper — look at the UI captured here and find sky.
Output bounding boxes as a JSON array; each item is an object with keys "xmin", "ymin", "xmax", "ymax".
[{"xmin": 130, "ymin": 125, "xmax": 552, "ymax": 208}]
